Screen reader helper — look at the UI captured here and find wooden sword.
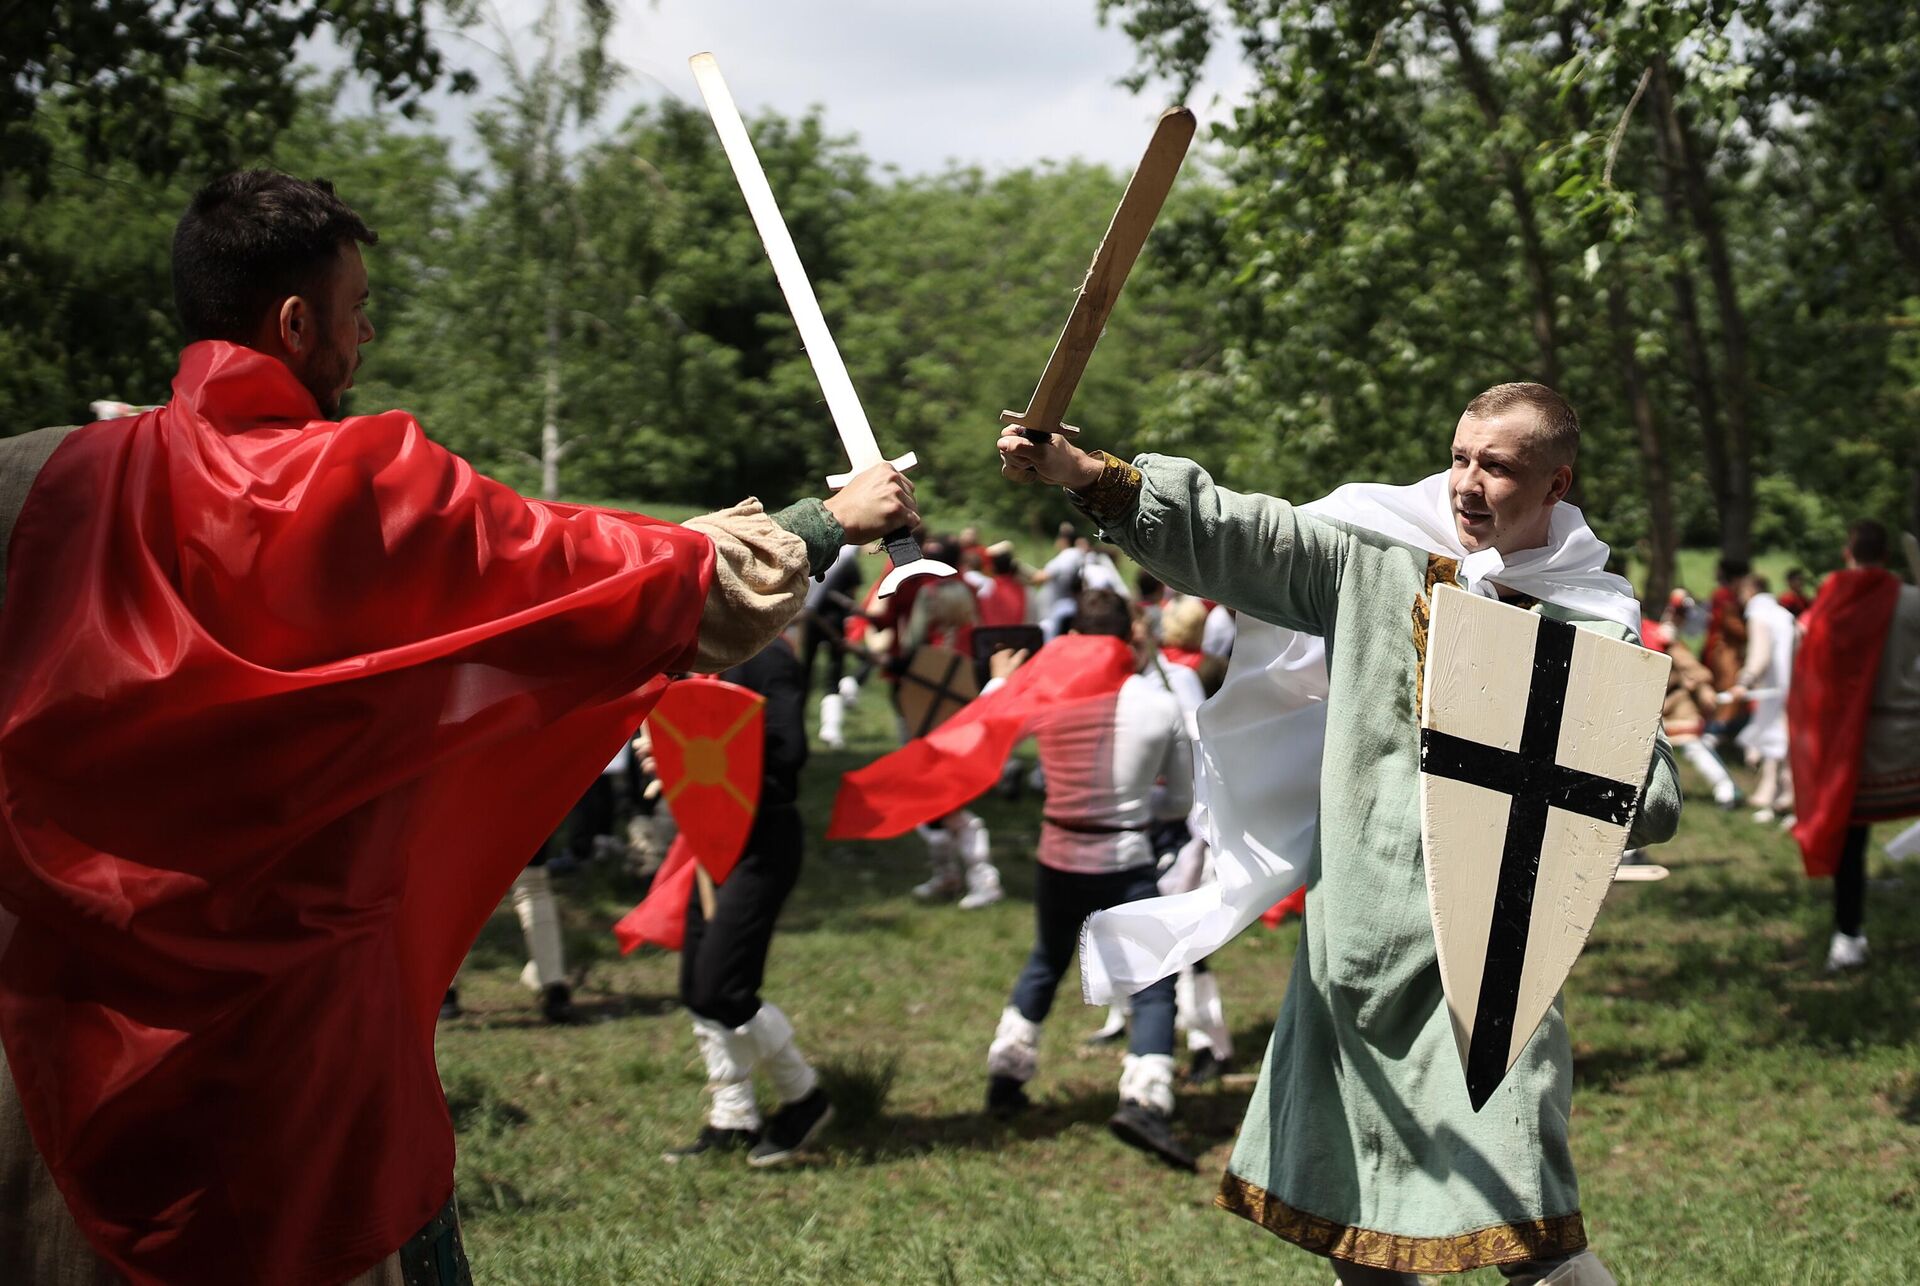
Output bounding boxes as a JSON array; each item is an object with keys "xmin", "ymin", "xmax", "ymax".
[{"xmin": 1002, "ymin": 106, "xmax": 1196, "ymax": 442}]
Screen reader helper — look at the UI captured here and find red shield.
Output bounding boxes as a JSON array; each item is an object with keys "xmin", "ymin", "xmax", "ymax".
[{"xmin": 648, "ymin": 678, "xmax": 765, "ymax": 882}]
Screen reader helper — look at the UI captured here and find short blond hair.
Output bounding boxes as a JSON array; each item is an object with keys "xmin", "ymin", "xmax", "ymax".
[
  {"xmin": 1464, "ymin": 382, "xmax": 1579, "ymax": 470},
  {"xmin": 1161, "ymin": 596, "xmax": 1208, "ymax": 650}
]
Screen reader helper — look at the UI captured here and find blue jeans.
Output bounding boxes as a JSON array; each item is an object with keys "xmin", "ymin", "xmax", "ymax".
[{"xmin": 1009, "ymin": 862, "xmax": 1175, "ymax": 1057}]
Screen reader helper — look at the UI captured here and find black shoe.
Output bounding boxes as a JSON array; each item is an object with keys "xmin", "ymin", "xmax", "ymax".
[
  {"xmin": 1185, "ymin": 1049, "xmax": 1227, "ymax": 1087},
  {"xmin": 438, "ymin": 988, "xmax": 461, "ymax": 1022},
  {"xmin": 662, "ymin": 1125, "xmax": 759, "ymax": 1163},
  {"xmin": 1108, "ymin": 1101, "xmax": 1196, "ymax": 1171},
  {"xmin": 749, "ymin": 1088, "xmax": 833, "ymax": 1167},
  {"xmin": 985, "ymin": 1074, "xmax": 1031, "ymax": 1119},
  {"xmin": 540, "ymin": 982, "xmax": 578, "ymax": 1024}
]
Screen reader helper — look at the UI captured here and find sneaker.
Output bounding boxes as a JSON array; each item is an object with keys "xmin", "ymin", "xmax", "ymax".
[
  {"xmin": 662, "ymin": 1125, "xmax": 759, "ymax": 1163},
  {"xmin": 1825, "ymin": 931, "xmax": 1869, "ymax": 973},
  {"xmin": 958, "ymin": 862, "xmax": 1003, "ymax": 910},
  {"xmin": 438, "ymin": 988, "xmax": 462, "ymax": 1022},
  {"xmin": 986, "ymin": 1074, "xmax": 1031, "ymax": 1119},
  {"xmin": 1186, "ymin": 1049, "xmax": 1227, "ymax": 1087},
  {"xmin": 1777, "ymin": 812, "xmax": 1796, "ymax": 831},
  {"xmin": 1107, "ymin": 1101, "xmax": 1196, "ymax": 1171},
  {"xmin": 1752, "ymin": 806, "xmax": 1777, "ymax": 824},
  {"xmin": 540, "ymin": 982, "xmax": 578, "ymax": 1024},
  {"xmin": 748, "ymin": 1088, "xmax": 834, "ymax": 1167}
]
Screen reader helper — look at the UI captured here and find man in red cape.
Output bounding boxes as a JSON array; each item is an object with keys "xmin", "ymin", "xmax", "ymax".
[
  {"xmin": 1789, "ymin": 520, "xmax": 1920, "ymax": 972},
  {"xmin": 0, "ymin": 171, "xmax": 916, "ymax": 1286}
]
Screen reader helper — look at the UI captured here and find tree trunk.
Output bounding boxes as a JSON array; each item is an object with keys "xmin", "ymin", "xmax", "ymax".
[
  {"xmin": 1442, "ymin": 3, "xmax": 1561, "ymax": 390},
  {"xmin": 1606, "ymin": 276, "xmax": 1675, "ymax": 605},
  {"xmin": 541, "ymin": 284, "xmax": 562, "ymax": 501},
  {"xmin": 1650, "ymin": 56, "xmax": 1753, "ymax": 564}
]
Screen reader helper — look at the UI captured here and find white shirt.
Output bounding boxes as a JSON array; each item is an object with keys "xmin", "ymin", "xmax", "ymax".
[
  {"xmin": 1202, "ymin": 603, "xmax": 1236, "ymax": 657},
  {"xmin": 990, "ymin": 668, "xmax": 1192, "ymax": 874},
  {"xmin": 1042, "ymin": 547, "xmax": 1085, "ymax": 612}
]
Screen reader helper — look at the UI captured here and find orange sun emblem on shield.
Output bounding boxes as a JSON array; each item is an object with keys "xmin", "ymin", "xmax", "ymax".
[{"xmin": 646, "ymin": 679, "xmax": 766, "ymax": 881}]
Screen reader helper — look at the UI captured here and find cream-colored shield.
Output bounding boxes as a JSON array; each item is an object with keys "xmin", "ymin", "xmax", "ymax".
[
  {"xmin": 1419, "ymin": 585, "xmax": 1670, "ymax": 1110},
  {"xmin": 897, "ymin": 644, "xmax": 977, "ymax": 740}
]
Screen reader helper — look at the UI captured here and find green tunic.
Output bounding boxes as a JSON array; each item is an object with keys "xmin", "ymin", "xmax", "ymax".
[{"xmin": 1077, "ymin": 454, "xmax": 1681, "ymax": 1275}]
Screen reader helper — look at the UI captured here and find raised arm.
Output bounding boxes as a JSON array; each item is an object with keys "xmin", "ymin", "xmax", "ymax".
[{"xmin": 995, "ymin": 430, "xmax": 1346, "ymax": 636}]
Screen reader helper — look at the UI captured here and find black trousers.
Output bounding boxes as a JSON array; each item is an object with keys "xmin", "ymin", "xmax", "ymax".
[
  {"xmin": 1010, "ymin": 862, "xmax": 1176, "ymax": 1057},
  {"xmin": 803, "ymin": 609, "xmax": 851, "ymax": 691},
  {"xmin": 679, "ymin": 808, "xmax": 804, "ymax": 1028},
  {"xmin": 1834, "ymin": 823, "xmax": 1868, "ymax": 936}
]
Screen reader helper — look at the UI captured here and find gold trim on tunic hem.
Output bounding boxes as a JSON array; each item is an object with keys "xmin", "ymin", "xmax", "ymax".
[{"xmin": 1215, "ymin": 1172, "xmax": 1587, "ymax": 1273}]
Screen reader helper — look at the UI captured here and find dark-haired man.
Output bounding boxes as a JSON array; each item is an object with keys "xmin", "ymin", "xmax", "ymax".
[
  {"xmin": 999, "ymin": 384, "xmax": 1680, "ymax": 1285},
  {"xmin": 1790, "ymin": 519, "xmax": 1920, "ymax": 971},
  {"xmin": 980, "ymin": 588, "xmax": 1195, "ymax": 1169},
  {"xmin": 0, "ymin": 170, "xmax": 915, "ymax": 1286}
]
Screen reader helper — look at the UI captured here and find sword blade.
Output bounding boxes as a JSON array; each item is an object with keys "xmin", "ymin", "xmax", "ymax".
[
  {"xmin": 690, "ymin": 53, "xmax": 883, "ymax": 472},
  {"xmin": 1001, "ymin": 106, "xmax": 1196, "ymax": 439}
]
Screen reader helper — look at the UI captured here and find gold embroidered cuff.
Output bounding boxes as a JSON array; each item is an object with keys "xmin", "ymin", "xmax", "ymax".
[{"xmin": 1069, "ymin": 451, "xmax": 1142, "ymax": 526}]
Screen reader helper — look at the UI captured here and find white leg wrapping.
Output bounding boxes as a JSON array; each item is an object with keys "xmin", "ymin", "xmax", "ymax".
[
  {"xmin": 1522, "ymin": 1251, "xmax": 1618, "ymax": 1286},
  {"xmin": 1118, "ymin": 1052, "xmax": 1177, "ymax": 1116},
  {"xmin": 956, "ymin": 813, "xmax": 1002, "ymax": 907},
  {"xmin": 1189, "ymin": 969, "xmax": 1232, "ymax": 1060},
  {"xmin": 691, "ymin": 1016, "xmax": 762, "ymax": 1131},
  {"xmin": 1175, "ymin": 969, "xmax": 1202, "ymax": 1048},
  {"xmin": 818, "ymin": 693, "xmax": 845, "ymax": 748},
  {"xmin": 743, "ymin": 1002, "xmax": 817, "ymax": 1104},
  {"xmin": 1679, "ymin": 738, "xmax": 1737, "ymax": 802},
  {"xmin": 511, "ymin": 865, "xmax": 566, "ymax": 991},
  {"xmin": 912, "ymin": 824, "xmax": 961, "ymax": 899},
  {"xmin": 986, "ymin": 1006, "xmax": 1041, "ymax": 1082}
]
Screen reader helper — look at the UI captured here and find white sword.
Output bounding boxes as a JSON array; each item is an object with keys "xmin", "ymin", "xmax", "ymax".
[{"xmin": 691, "ymin": 52, "xmax": 954, "ymax": 599}]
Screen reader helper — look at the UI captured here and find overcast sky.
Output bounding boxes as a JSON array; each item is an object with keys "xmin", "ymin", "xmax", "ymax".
[{"xmin": 405, "ymin": 0, "xmax": 1252, "ymax": 174}]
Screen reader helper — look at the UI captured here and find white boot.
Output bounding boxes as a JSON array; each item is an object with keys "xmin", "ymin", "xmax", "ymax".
[
  {"xmin": 837, "ymin": 674, "xmax": 859, "ymax": 703},
  {"xmin": 1826, "ymin": 931, "xmax": 1869, "ymax": 973},
  {"xmin": 955, "ymin": 813, "xmax": 1003, "ymax": 910},
  {"xmin": 818, "ymin": 693, "xmax": 846, "ymax": 750},
  {"xmin": 690, "ymin": 1015, "xmax": 762, "ymax": 1131},
  {"xmin": 742, "ymin": 1002, "xmax": 818, "ymax": 1106},
  {"xmin": 986, "ymin": 1006, "xmax": 1041, "ymax": 1082},
  {"xmin": 511, "ymin": 865, "xmax": 567, "ymax": 992},
  {"xmin": 1680, "ymin": 738, "xmax": 1739, "ymax": 807},
  {"xmin": 1117, "ymin": 1052, "xmax": 1177, "ymax": 1116},
  {"xmin": 1185, "ymin": 969, "xmax": 1232, "ymax": 1062},
  {"xmin": 912, "ymin": 825, "xmax": 962, "ymax": 901}
]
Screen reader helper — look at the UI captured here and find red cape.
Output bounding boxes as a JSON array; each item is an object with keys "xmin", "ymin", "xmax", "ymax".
[
  {"xmin": 0, "ymin": 343, "xmax": 713, "ymax": 1285},
  {"xmin": 827, "ymin": 634, "xmax": 1136, "ymax": 840},
  {"xmin": 1788, "ymin": 567, "xmax": 1900, "ymax": 876},
  {"xmin": 614, "ymin": 835, "xmax": 701, "ymax": 952}
]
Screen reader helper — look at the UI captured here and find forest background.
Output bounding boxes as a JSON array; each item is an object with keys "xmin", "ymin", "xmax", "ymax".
[{"xmin": 6, "ymin": 0, "xmax": 1919, "ymax": 606}]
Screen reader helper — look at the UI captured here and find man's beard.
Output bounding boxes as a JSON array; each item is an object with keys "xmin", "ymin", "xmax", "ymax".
[{"xmin": 300, "ymin": 343, "xmax": 353, "ymax": 418}]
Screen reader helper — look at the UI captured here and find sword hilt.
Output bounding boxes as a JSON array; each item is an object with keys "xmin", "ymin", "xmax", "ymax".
[
  {"xmin": 872, "ymin": 527, "xmax": 956, "ymax": 600},
  {"xmin": 1000, "ymin": 408, "xmax": 1080, "ymax": 444}
]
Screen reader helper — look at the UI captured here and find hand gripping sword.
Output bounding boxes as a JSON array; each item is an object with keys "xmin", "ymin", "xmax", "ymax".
[
  {"xmin": 691, "ymin": 53, "xmax": 955, "ymax": 599},
  {"xmin": 1001, "ymin": 106, "xmax": 1195, "ymax": 442}
]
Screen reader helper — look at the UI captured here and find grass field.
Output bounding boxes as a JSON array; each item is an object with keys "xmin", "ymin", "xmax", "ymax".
[{"xmin": 436, "ymin": 685, "xmax": 1920, "ymax": 1285}]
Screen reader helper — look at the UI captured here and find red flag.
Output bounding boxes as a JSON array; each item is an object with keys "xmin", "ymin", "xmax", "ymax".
[
  {"xmin": 0, "ymin": 342, "xmax": 713, "ymax": 1286},
  {"xmin": 648, "ymin": 677, "xmax": 765, "ymax": 883},
  {"xmin": 1789, "ymin": 567, "xmax": 1901, "ymax": 876},
  {"xmin": 827, "ymin": 634, "xmax": 1137, "ymax": 840},
  {"xmin": 613, "ymin": 836, "xmax": 699, "ymax": 953}
]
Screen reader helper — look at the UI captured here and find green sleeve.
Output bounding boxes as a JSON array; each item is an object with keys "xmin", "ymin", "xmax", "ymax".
[
  {"xmin": 770, "ymin": 499, "xmax": 845, "ymax": 579},
  {"xmin": 1070, "ymin": 451, "xmax": 1349, "ymax": 636}
]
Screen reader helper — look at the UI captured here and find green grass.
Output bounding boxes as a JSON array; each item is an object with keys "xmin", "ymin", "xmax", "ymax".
[{"xmin": 438, "ymin": 685, "xmax": 1920, "ymax": 1285}]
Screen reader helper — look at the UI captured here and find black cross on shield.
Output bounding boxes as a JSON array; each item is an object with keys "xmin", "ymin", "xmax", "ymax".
[
  {"xmin": 1418, "ymin": 586, "xmax": 1670, "ymax": 1111},
  {"xmin": 898, "ymin": 644, "xmax": 977, "ymax": 739}
]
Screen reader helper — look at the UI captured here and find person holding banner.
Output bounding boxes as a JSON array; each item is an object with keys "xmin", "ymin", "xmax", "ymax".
[{"xmin": 997, "ymin": 383, "xmax": 1680, "ymax": 1285}]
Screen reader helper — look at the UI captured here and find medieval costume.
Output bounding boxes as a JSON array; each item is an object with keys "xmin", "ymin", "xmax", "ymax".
[
  {"xmin": 1643, "ymin": 612, "xmax": 1740, "ymax": 809},
  {"xmin": 1789, "ymin": 567, "xmax": 1920, "ymax": 971},
  {"xmin": 1069, "ymin": 455, "xmax": 1679, "ymax": 1281},
  {"xmin": 1737, "ymin": 589, "xmax": 1798, "ymax": 821},
  {"xmin": 0, "ymin": 342, "xmax": 845, "ymax": 1286}
]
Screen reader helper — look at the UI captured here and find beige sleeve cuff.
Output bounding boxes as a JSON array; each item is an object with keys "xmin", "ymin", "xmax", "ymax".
[{"xmin": 684, "ymin": 499, "xmax": 811, "ymax": 674}]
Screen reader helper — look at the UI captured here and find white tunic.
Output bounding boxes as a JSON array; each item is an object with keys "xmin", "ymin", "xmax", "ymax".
[{"xmin": 1737, "ymin": 592, "xmax": 1797, "ymax": 760}]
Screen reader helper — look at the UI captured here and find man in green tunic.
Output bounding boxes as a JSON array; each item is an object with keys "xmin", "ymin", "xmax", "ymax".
[{"xmin": 996, "ymin": 384, "xmax": 1680, "ymax": 1285}]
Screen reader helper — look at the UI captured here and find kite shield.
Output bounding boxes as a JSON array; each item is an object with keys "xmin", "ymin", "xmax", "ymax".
[
  {"xmin": 1418, "ymin": 585, "xmax": 1669, "ymax": 1110},
  {"xmin": 648, "ymin": 677, "xmax": 765, "ymax": 882},
  {"xmin": 897, "ymin": 644, "xmax": 978, "ymax": 740}
]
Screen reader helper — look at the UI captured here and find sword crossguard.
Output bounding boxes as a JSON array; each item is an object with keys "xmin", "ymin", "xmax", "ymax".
[
  {"xmin": 999, "ymin": 409, "xmax": 1081, "ymax": 443},
  {"xmin": 825, "ymin": 450, "xmax": 917, "ymax": 491},
  {"xmin": 874, "ymin": 528, "xmax": 956, "ymax": 600}
]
